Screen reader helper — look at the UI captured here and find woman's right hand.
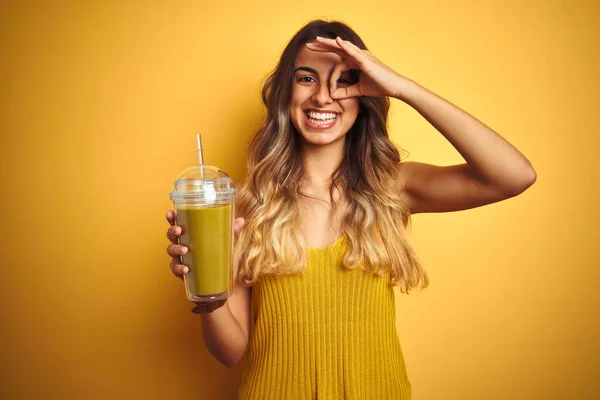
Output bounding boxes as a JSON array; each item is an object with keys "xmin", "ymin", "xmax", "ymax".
[{"xmin": 166, "ymin": 210, "xmax": 245, "ymax": 278}]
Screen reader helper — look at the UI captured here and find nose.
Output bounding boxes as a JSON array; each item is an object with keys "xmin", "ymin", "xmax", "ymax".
[{"xmin": 311, "ymin": 81, "xmax": 333, "ymax": 107}]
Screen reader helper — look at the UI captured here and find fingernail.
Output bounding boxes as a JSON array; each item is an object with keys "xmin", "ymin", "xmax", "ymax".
[
  {"xmin": 181, "ymin": 247, "xmax": 188, "ymax": 254},
  {"xmin": 183, "ymin": 267, "xmax": 189, "ymax": 274}
]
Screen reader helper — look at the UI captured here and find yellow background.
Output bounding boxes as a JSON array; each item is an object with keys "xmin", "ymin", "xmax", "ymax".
[{"xmin": 1, "ymin": 0, "xmax": 598, "ymax": 399}]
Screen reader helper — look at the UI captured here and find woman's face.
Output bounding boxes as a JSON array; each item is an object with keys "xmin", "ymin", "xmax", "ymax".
[{"xmin": 290, "ymin": 43, "xmax": 360, "ymax": 147}]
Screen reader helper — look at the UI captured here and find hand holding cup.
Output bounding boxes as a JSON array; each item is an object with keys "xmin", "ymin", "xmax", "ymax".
[{"xmin": 166, "ymin": 210, "xmax": 245, "ymax": 278}]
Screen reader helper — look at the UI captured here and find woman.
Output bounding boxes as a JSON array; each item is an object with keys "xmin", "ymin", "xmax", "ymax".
[{"xmin": 165, "ymin": 20, "xmax": 536, "ymax": 399}]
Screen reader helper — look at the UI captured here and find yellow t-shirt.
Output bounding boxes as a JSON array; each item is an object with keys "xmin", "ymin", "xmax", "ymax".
[{"xmin": 238, "ymin": 236, "xmax": 412, "ymax": 399}]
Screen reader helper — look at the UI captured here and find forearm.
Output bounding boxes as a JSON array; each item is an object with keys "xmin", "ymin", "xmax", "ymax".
[
  {"xmin": 397, "ymin": 79, "xmax": 536, "ymax": 191},
  {"xmin": 200, "ymin": 302, "xmax": 248, "ymax": 368}
]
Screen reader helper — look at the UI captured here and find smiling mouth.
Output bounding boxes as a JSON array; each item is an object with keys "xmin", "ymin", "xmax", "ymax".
[{"xmin": 304, "ymin": 110, "xmax": 339, "ymax": 129}]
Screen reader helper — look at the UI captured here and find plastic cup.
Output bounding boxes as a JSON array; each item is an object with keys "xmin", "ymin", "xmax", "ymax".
[{"xmin": 170, "ymin": 164, "xmax": 237, "ymax": 302}]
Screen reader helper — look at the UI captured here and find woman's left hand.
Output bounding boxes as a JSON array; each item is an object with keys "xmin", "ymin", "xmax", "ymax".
[{"xmin": 305, "ymin": 36, "xmax": 410, "ymax": 100}]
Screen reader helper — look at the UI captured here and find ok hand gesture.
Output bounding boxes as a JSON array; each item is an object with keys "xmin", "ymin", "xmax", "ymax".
[{"xmin": 306, "ymin": 36, "xmax": 411, "ymax": 100}]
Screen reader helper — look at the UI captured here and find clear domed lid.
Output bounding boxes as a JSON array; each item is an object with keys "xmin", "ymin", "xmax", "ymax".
[{"xmin": 169, "ymin": 164, "xmax": 236, "ymax": 204}]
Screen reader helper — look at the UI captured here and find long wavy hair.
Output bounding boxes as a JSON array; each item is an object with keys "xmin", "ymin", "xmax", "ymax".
[{"xmin": 233, "ymin": 19, "xmax": 428, "ymax": 293}]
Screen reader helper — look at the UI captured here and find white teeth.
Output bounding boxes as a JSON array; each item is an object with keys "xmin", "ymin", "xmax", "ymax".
[
  {"xmin": 308, "ymin": 118, "xmax": 335, "ymax": 125},
  {"xmin": 306, "ymin": 111, "xmax": 337, "ymax": 121}
]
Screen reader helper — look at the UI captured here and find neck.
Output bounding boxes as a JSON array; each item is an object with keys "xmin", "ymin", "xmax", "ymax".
[{"xmin": 301, "ymin": 138, "xmax": 345, "ymax": 190}]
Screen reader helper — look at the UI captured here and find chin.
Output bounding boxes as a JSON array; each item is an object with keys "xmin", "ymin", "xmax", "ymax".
[
  {"xmin": 291, "ymin": 115, "xmax": 352, "ymax": 148},
  {"xmin": 296, "ymin": 128, "xmax": 345, "ymax": 146}
]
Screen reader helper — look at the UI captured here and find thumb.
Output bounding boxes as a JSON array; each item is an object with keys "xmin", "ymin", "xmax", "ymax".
[{"xmin": 331, "ymin": 84, "xmax": 362, "ymax": 100}]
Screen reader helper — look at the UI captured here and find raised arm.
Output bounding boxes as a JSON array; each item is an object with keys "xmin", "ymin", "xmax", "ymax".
[
  {"xmin": 395, "ymin": 81, "xmax": 536, "ymax": 214},
  {"xmin": 306, "ymin": 36, "xmax": 536, "ymax": 214}
]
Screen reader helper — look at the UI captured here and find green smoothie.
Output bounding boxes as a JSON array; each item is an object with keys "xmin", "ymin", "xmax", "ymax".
[{"xmin": 176, "ymin": 204, "xmax": 232, "ymax": 297}]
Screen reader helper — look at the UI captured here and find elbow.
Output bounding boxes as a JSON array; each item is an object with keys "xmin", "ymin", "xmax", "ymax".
[
  {"xmin": 518, "ymin": 164, "xmax": 537, "ymax": 192},
  {"xmin": 214, "ymin": 343, "xmax": 248, "ymax": 369},
  {"xmin": 527, "ymin": 167, "xmax": 537, "ymax": 187},
  {"xmin": 505, "ymin": 165, "xmax": 537, "ymax": 197},
  {"xmin": 222, "ymin": 353, "xmax": 245, "ymax": 369}
]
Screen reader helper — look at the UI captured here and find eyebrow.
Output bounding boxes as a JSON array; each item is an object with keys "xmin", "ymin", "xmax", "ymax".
[
  {"xmin": 294, "ymin": 66, "xmax": 318, "ymax": 74},
  {"xmin": 294, "ymin": 66, "xmax": 351, "ymax": 75}
]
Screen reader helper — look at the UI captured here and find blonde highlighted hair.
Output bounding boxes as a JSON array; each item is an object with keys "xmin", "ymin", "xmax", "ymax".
[{"xmin": 233, "ymin": 20, "xmax": 428, "ymax": 293}]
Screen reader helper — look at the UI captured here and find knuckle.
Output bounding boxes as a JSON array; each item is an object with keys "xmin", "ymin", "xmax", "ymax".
[
  {"xmin": 170, "ymin": 259, "xmax": 186, "ymax": 276},
  {"xmin": 167, "ymin": 244, "xmax": 175, "ymax": 255}
]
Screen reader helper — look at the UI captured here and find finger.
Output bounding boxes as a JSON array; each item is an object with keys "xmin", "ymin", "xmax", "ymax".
[
  {"xmin": 314, "ymin": 36, "xmax": 343, "ymax": 49},
  {"xmin": 309, "ymin": 38, "xmax": 367, "ymax": 72},
  {"xmin": 329, "ymin": 60, "xmax": 349, "ymax": 95},
  {"xmin": 166, "ymin": 210, "xmax": 178, "ymax": 226},
  {"xmin": 170, "ymin": 258, "xmax": 189, "ymax": 276},
  {"xmin": 334, "ymin": 37, "xmax": 368, "ymax": 67},
  {"xmin": 331, "ymin": 84, "xmax": 362, "ymax": 100},
  {"xmin": 166, "ymin": 225, "xmax": 182, "ymax": 243},
  {"xmin": 167, "ymin": 243, "xmax": 188, "ymax": 258},
  {"xmin": 315, "ymin": 36, "xmax": 368, "ymax": 68},
  {"xmin": 233, "ymin": 217, "xmax": 245, "ymax": 238},
  {"xmin": 305, "ymin": 41, "xmax": 346, "ymax": 59}
]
